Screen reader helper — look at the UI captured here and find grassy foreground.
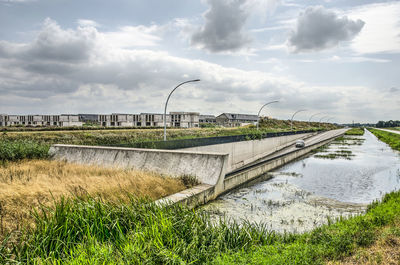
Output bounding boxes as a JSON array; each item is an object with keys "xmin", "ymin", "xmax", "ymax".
[
  {"xmin": 0, "ymin": 188, "xmax": 399, "ymax": 264},
  {"xmin": 369, "ymin": 128, "xmax": 400, "ymax": 151},
  {"xmin": 0, "ymin": 160, "xmax": 190, "ymax": 242},
  {"xmin": 344, "ymin": 128, "xmax": 364, "ymax": 136}
]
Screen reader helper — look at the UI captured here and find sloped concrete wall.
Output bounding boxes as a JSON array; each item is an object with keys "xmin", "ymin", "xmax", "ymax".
[
  {"xmin": 49, "ymin": 144, "xmax": 228, "ymax": 186},
  {"xmin": 181, "ymin": 132, "xmax": 314, "ymax": 173}
]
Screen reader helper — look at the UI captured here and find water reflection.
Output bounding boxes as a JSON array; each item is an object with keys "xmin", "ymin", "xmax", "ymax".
[{"xmin": 202, "ymin": 130, "xmax": 400, "ymax": 233}]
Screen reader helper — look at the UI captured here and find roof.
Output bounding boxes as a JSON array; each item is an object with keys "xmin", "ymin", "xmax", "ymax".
[
  {"xmin": 217, "ymin": 113, "xmax": 259, "ymax": 121},
  {"xmin": 199, "ymin": 115, "xmax": 216, "ymax": 119}
]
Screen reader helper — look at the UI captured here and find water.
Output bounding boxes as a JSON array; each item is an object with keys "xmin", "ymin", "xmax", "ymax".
[{"xmin": 202, "ymin": 130, "xmax": 400, "ymax": 233}]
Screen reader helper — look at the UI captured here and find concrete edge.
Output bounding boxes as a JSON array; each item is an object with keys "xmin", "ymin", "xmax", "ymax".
[{"xmin": 50, "ymin": 144, "xmax": 229, "ymax": 156}]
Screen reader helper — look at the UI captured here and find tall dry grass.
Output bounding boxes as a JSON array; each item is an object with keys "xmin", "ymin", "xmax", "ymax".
[{"xmin": 0, "ymin": 159, "xmax": 186, "ymax": 239}]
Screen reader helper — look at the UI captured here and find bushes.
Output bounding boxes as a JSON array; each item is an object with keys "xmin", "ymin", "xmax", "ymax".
[{"xmin": 0, "ymin": 140, "xmax": 49, "ymax": 162}]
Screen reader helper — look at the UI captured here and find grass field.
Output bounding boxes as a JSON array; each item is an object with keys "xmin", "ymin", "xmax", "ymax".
[
  {"xmin": 0, "ymin": 160, "xmax": 189, "ymax": 242},
  {"xmin": 344, "ymin": 128, "xmax": 364, "ymax": 136},
  {"xmin": 369, "ymin": 128, "xmax": 400, "ymax": 151}
]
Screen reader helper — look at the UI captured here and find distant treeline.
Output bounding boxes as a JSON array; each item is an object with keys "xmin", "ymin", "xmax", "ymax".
[{"xmin": 376, "ymin": 120, "xmax": 400, "ymax": 128}]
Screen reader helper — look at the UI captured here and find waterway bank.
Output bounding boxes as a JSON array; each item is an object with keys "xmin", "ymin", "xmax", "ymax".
[{"xmin": 202, "ymin": 130, "xmax": 400, "ymax": 233}]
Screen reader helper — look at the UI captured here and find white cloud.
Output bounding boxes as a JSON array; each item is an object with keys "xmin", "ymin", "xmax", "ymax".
[
  {"xmin": 77, "ymin": 19, "xmax": 100, "ymax": 28},
  {"xmin": 288, "ymin": 6, "xmax": 365, "ymax": 53},
  {"xmin": 348, "ymin": 2, "xmax": 400, "ymax": 54}
]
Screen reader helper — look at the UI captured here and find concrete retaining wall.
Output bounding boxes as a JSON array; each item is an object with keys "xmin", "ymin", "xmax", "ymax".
[
  {"xmin": 49, "ymin": 144, "xmax": 228, "ymax": 186},
  {"xmin": 181, "ymin": 132, "xmax": 314, "ymax": 173},
  {"xmin": 222, "ymin": 135, "xmax": 339, "ymax": 194}
]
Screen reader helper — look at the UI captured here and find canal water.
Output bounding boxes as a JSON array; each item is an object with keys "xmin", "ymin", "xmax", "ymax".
[{"xmin": 202, "ymin": 130, "xmax": 400, "ymax": 233}]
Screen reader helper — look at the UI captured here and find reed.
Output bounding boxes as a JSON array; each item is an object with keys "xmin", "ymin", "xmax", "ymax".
[{"xmin": 0, "ymin": 160, "xmax": 187, "ymax": 242}]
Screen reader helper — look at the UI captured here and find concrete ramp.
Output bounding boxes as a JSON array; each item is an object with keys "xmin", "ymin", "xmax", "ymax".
[{"xmin": 49, "ymin": 144, "xmax": 228, "ymax": 186}]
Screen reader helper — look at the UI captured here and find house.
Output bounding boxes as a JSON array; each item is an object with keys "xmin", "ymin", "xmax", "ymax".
[
  {"xmin": 216, "ymin": 113, "xmax": 258, "ymax": 127},
  {"xmin": 199, "ymin": 115, "xmax": 216, "ymax": 124}
]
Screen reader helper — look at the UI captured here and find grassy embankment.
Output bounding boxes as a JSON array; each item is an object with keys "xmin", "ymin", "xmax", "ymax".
[
  {"xmin": 369, "ymin": 128, "xmax": 400, "ymax": 151},
  {"xmin": 344, "ymin": 128, "xmax": 365, "ymax": 136},
  {"xmin": 0, "ymin": 119, "xmax": 337, "ymax": 163},
  {"xmin": 0, "ymin": 189, "xmax": 399, "ymax": 264}
]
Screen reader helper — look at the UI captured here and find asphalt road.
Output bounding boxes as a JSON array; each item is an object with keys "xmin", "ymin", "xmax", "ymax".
[{"xmin": 375, "ymin": 128, "xmax": 400, "ymax": 135}]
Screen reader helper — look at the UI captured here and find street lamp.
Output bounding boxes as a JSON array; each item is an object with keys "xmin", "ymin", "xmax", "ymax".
[
  {"xmin": 163, "ymin": 79, "xmax": 200, "ymax": 141},
  {"xmin": 319, "ymin": 116, "xmax": 329, "ymax": 123},
  {"xmin": 291, "ymin": 109, "xmax": 307, "ymax": 131},
  {"xmin": 257, "ymin": 100, "xmax": 279, "ymax": 130},
  {"xmin": 326, "ymin": 117, "xmax": 334, "ymax": 123},
  {"xmin": 309, "ymin": 112, "xmax": 324, "ymax": 123},
  {"xmin": 318, "ymin": 115, "xmax": 329, "ymax": 130}
]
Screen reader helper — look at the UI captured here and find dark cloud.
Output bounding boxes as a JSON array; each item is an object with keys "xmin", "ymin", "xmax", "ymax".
[
  {"xmin": 191, "ymin": 0, "xmax": 251, "ymax": 52},
  {"xmin": 288, "ymin": 6, "xmax": 365, "ymax": 53}
]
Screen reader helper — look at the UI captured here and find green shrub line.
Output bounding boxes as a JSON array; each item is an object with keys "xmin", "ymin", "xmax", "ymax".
[
  {"xmin": 1, "ymin": 189, "xmax": 400, "ymax": 264},
  {"xmin": 344, "ymin": 127, "xmax": 364, "ymax": 136},
  {"xmin": 369, "ymin": 128, "xmax": 400, "ymax": 151},
  {"xmin": 0, "ymin": 140, "xmax": 50, "ymax": 162}
]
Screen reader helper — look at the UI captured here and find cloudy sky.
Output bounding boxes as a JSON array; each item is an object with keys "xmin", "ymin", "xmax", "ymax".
[{"xmin": 0, "ymin": 0, "xmax": 399, "ymax": 123}]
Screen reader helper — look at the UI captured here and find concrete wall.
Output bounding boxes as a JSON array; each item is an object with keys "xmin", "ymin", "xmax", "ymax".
[
  {"xmin": 156, "ymin": 129, "xmax": 346, "ymax": 209},
  {"xmin": 181, "ymin": 132, "xmax": 314, "ymax": 173},
  {"xmin": 49, "ymin": 144, "xmax": 228, "ymax": 187}
]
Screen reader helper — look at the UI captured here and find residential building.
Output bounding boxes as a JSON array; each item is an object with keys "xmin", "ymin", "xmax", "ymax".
[
  {"xmin": 0, "ymin": 114, "xmax": 82, "ymax": 127},
  {"xmin": 170, "ymin": 112, "xmax": 199, "ymax": 128},
  {"xmin": 216, "ymin": 113, "xmax": 259, "ymax": 127},
  {"xmin": 199, "ymin": 115, "xmax": 216, "ymax": 124}
]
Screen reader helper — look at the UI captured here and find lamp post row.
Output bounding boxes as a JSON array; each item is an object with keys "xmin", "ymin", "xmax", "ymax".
[{"xmin": 163, "ymin": 79, "xmax": 334, "ymax": 141}]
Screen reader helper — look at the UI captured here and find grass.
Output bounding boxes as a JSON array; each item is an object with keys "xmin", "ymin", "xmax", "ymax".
[
  {"xmin": 0, "ymin": 118, "xmax": 337, "ymax": 146},
  {"xmin": 0, "ymin": 187, "xmax": 399, "ymax": 264},
  {"xmin": 369, "ymin": 128, "xmax": 400, "ymax": 151},
  {"xmin": 0, "ymin": 160, "xmax": 189, "ymax": 242},
  {"xmin": 314, "ymin": 149, "xmax": 354, "ymax": 160},
  {"xmin": 0, "ymin": 140, "xmax": 49, "ymax": 162},
  {"xmin": 345, "ymin": 128, "xmax": 365, "ymax": 136}
]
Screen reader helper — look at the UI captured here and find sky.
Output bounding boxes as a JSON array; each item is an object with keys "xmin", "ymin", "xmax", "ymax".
[{"xmin": 0, "ymin": 0, "xmax": 399, "ymax": 123}]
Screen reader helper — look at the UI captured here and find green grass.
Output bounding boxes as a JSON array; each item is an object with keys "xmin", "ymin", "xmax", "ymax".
[
  {"xmin": 0, "ymin": 139, "xmax": 49, "ymax": 162},
  {"xmin": 1, "ymin": 189, "xmax": 400, "ymax": 264},
  {"xmin": 345, "ymin": 128, "xmax": 364, "ymax": 136},
  {"xmin": 369, "ymin": 128, "xmax": 400, "ymax": 151}
]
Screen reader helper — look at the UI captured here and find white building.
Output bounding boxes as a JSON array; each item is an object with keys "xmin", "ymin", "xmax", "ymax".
[{"xmin": 0, "ymin": 114, "xmax": 82, "ymax": 127}]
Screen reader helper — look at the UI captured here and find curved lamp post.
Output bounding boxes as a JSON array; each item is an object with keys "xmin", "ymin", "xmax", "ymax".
[
  {"xmin": 326, "ymin": 117, "xmax": 334, "ymax": 123},
  {"xmin": 318, "ymin": 115, "xmax": 329, "ymax": 130},
  {"xmin": 309, "ymin": 112, "xmax": 324, "ymax": 123},
  {"xmin": 163, "ymin": 79, "xmax": 200, "ymax": 141},
  {"xmin": 291, "ymin": 109, "xmax": 307, "ymax": 131},
  {"xmin": 319, "ymin": 115, "xmax": 329, "ymax": 123},
  {"xmin": 257, "ymin": 100, "xmax": 279, "ymax": 130}
]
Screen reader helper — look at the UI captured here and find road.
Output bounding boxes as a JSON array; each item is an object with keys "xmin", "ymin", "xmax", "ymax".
[
  {"xmin": 375, "ymin": 128, "xmax": 400, "ymax": 135},
  {"xmin": 228, "ymin": 128, "xmax": 348, "ymax": 175}
]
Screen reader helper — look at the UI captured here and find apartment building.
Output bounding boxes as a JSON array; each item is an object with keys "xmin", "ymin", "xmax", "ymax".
[
  {"xmin": 97, "ymin": 112, "xmax": 199, "ymax": 128},
  {"xmin": 0, "ymin": 114, "xmax": 82, "ymax": 127},
  {"xmin": 0, "ymin": 112, "xmax": 200, "ymax": 128},
  {"xmin": 170, "ymin": 112, "xmax": 199, "ymax": 128}
]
